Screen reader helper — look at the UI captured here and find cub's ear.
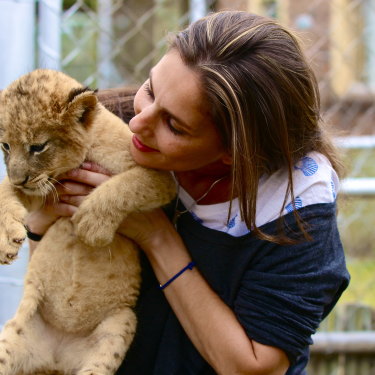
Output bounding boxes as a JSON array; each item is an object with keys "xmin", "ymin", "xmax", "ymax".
[{"xmin": 62, "ymin": 87, "xmax": 98, "ymax": 128}]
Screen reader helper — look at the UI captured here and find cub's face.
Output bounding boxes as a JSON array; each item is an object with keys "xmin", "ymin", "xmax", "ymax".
[
  {"xmin": 0, "ymin": 123, "xmax": 88, "ymax": 196},
  {"xmin": 0, "ymin": 69, "xmax": 98, "ymax": 196}
]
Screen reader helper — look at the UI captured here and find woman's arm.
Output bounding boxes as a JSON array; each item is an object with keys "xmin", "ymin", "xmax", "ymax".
[{"xmin": 117, "ymin": 210, "xmax": 289, "ymax": 375}]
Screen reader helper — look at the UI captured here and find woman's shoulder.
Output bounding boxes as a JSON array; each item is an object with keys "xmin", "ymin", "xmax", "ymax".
[{"xmin": 256, "ymin": 151, "xmax": 338, "ymax": 226}]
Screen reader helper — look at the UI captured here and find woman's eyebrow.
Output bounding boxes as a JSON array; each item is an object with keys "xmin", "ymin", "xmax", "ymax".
[{"xmin": 149, "ymin": 71, "xmax": 195, "ymax": 134}]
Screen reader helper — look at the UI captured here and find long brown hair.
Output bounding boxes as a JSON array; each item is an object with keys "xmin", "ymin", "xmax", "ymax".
[{"xmin": 170, "ymin": 11, "xmax": 343, "ymax": 243}]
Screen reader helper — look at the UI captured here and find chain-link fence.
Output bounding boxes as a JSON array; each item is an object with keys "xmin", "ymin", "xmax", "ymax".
[
  {"xmin": 0, "ymin": 0, "xmax": 375, "ymax": 373},
  {"xmin": 58, "ymin": 0, "xmax": 216, "ymax": 87}
]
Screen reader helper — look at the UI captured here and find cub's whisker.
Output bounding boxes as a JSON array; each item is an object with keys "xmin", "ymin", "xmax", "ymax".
[
  {"xmin": 37, "ymin": 181, "xmax": 47, "ymax": 206},
  {"xmin": 46, "ymin": 180, "xmax": 59, "ymax": 204},
  {"xmin": 49, "ymin": 177, "xmax": 73, "ymax": 192},
  {"xmin": 107, "ymin": 247, "xmax": 113, "ymax": 263}
]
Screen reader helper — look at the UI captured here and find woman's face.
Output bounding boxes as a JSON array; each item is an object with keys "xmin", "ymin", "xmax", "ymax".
[{"xmin": 129, "ymin": 50, "xmax": 230, "ymax": 173}]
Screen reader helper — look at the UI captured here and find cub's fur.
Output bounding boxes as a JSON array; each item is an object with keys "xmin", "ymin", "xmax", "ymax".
[{"xmin": 0, "ymin": 69, "xmax": 176, "ymax": 375}]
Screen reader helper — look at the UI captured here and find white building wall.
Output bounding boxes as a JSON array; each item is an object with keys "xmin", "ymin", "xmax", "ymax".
[
  {"xmin": 0, "ymin": 0, "xmax": 37, "ymax": 326},
  {"xmin": 0, "ymin": 0, "xmax": 36, "ymax": 89}
]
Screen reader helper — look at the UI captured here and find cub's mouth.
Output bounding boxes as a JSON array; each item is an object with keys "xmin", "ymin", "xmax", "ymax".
[{"xmin": 12, "ymin": 175, "xmax": 57, "ymax": 197}]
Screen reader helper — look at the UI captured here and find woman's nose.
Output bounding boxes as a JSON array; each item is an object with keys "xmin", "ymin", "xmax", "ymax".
[{"xmin": 128, "ymin": 105, "xmax": 155, "ymax": 136}]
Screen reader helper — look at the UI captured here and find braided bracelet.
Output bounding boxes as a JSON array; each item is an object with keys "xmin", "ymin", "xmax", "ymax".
[
  {"xmin": 159, "ymin": 261, "xmax": 196, "ymax": 290},
  {"xmin": 24, "ymin": 225, "xmax": 43, "ymax": 242}
]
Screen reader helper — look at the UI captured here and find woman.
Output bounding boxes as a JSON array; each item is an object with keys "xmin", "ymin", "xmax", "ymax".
[{"xmin": 26, "ymin": 11, "xmax": 349, "ymax": 375}]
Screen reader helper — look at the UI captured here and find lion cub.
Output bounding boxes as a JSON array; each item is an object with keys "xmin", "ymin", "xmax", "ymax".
[{"xmin": 0, "ymin": 69, "xmax": 176, "ymax": 375}]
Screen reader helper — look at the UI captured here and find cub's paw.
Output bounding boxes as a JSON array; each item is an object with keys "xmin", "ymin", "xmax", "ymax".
[
  {"xmin": 0, "ymin": 215, "xmax": 27, "ymax": 265},
  {"xmin": 72, "ymin": 207, "xmax": 115, "ymax": 248}
]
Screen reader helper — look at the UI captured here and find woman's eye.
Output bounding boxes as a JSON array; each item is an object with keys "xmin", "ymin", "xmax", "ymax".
[
  {"xmin": 1, "ymin": 142, "xmax": 10, "ymax": 152},
  {"xmin": 166, "ymin": 118, "xmax": 184, "ymax": 136},
  {"xmin": 143, "ymin": 82, "xmax": 154, "ymax": 100},
  {"xmin": 142, "ymin": 80, "xmax": 185, "ymax": 136},
  {"xmin": 30, "ymin": 142, "xmax": 47, "ymax": 154}
]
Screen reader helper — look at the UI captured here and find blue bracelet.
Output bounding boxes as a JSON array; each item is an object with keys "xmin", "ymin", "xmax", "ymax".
[{"xmin": 159, "ymin": 261, "xmax": 196, "ymax": 290}]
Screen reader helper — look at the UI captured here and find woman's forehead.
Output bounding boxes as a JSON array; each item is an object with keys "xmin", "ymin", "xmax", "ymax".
[{"xmin": 150, "ymin": 52, "xmax": 212, "ymax": 131}]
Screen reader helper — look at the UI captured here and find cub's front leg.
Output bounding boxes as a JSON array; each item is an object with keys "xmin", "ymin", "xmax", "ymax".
[
  {"xmin": 0, "ymin": 178, "xmax": 28, "ymax": 264},
  {"xmin": 72, "ymin": 166, "xmax": 176, "ymax": 247}
]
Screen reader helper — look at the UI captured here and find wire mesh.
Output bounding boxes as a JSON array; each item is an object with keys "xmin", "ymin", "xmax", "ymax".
[{"xmin": 60, "ymin": 0, "xmax": 217, "ymax": 87}]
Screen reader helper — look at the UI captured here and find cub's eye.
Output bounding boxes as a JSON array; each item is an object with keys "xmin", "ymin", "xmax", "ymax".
[
  {"xmin": 1, "ymin": 143, "xmax": 10, "ymax": 152},
  {"xmin": 30, "ymin": 142, "xmax": 48, "ymax": 154}
]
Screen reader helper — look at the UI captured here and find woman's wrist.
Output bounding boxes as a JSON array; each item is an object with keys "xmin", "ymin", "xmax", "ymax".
[
  {"xmin": 25, "ymin": 211, "xmax": 58, "ymax": 237},
  {"xmin": 144, "ymin": 227, "xmax": 194, "ymax": 282},
  {"xmin": 24, "ymin": 225, "xmax": 44, "ymax": 241},
  {"xmin": 141, "ymin": 222, "xmax": 183, "ymax": 257}
]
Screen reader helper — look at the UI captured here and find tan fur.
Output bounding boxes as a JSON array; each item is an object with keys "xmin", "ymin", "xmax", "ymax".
[{"xmin": 0, "ymin": 69, "xmax": 176, "ymax": 375}]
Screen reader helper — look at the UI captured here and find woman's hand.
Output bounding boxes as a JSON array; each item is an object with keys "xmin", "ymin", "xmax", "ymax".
[
  {"xmin": 57, "ymin": 162, "xmax": 111, "ymax": 210},
  {"xmin": 117, "ymin": 208, "xmax": 177, "ymax": 255},
  {"xmin": 25, "ymin": 161, "xmax": 112, "ymax": 236}
]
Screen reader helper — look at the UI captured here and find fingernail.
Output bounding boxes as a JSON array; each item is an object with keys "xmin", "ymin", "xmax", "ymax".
[
  {"xmin": 81, "ymin": 161, "xmax": 91, "ymax": 169},
  {"xmin": 66, "ymin": 168, "xmax": 79, "ymax": 177}
]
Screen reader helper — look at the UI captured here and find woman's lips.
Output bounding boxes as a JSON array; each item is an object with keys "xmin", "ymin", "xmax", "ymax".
[{"xmin": 132, "ymin": 135, "xmax": 159, "ymax": 153}]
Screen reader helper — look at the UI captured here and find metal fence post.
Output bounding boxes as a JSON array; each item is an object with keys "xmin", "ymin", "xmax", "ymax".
[
  {"xmin": 38, "ymin": 0, "xmax": 63, "ymax": 70},
  {"xmin": 97, "ymin": 0, "xmax": 115, "ymax": 88},
  {"xmin": 0, "ymin": 0, "xmax": 36, "ymax": 89},
  {"xmin": 190, "ymin": 0, "xmax": 207, "ymax": 22}
]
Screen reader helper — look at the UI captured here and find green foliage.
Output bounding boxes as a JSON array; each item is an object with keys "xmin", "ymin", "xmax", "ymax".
[
  {"xmin": 63, "ymin": 0, "xmax": 97, "ymax": 11},
  {"xmin": 342, "ymin": 259, "xmax": 375, "ymax": 307}
]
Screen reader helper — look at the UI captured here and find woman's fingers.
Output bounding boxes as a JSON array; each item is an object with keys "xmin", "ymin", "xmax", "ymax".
[
  {"xmin": 40, "ymin": 161, "xmax": 112, "ymax": 213},
  {"xmin": 59, "ymin": 168, "xmax": 111, "ymax": 188},
  {"xmin": 117, "ymin": 208, "xmax": 173, "ymax": 249},
  {"xmin": 59, "ymin": 194, "xmax": 86, "ymax": 207},
  {"xmin": 55, "ymin": 181, "xmax": 94, "ymax": 196},
  {"xmin": 80, "ymin": 161, "xmax": 112, "ymax": 175},
  {"xmin": 46, "ymin": 202, "xmax": 78, "ymax": 216}
]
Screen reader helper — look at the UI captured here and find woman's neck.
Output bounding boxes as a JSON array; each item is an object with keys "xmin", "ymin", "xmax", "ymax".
[{"xmin": 174, "ymin": 168, "xmax": 232, "ymax": 205}]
